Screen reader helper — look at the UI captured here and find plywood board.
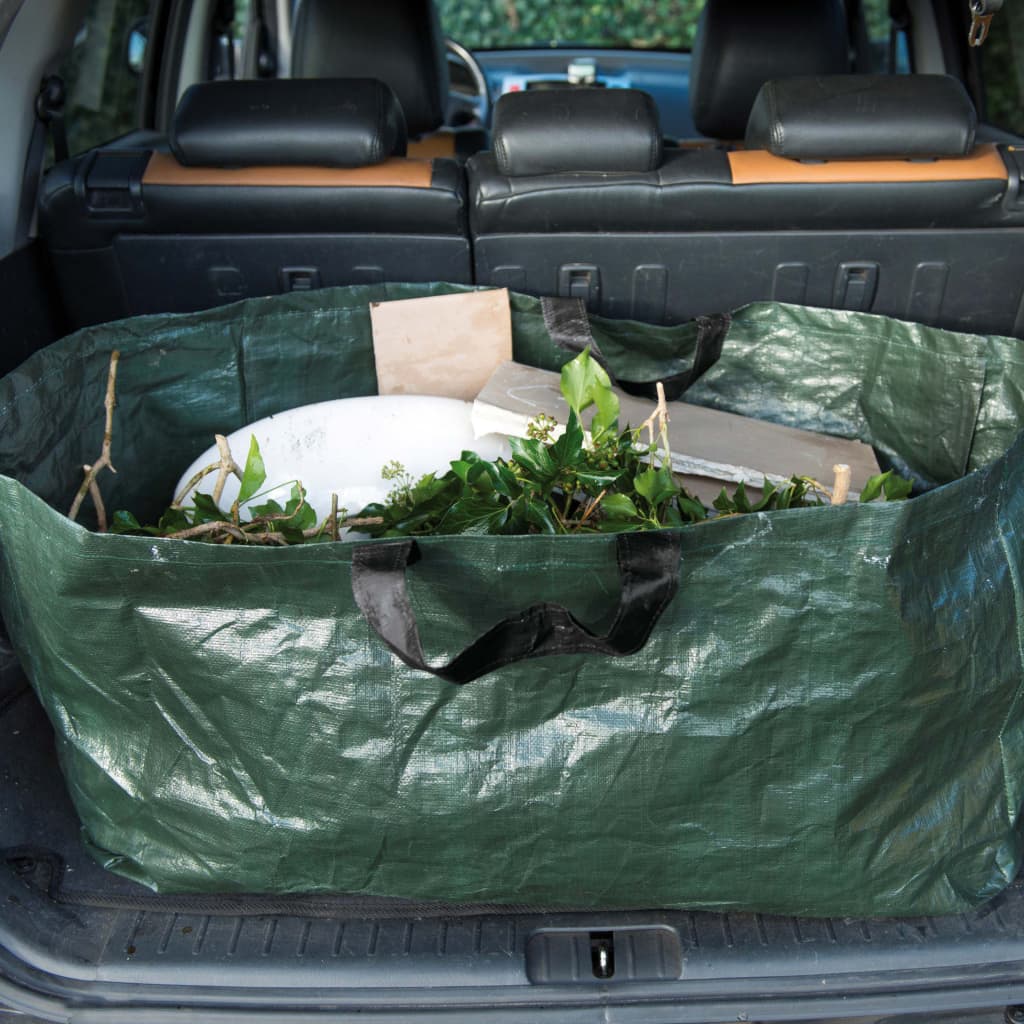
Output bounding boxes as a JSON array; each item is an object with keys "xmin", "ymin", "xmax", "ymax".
[{"xmin": 473, "ymin": 361, "xmax": 881, "ymax": 502}]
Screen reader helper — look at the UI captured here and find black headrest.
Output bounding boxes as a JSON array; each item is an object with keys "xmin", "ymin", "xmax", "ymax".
[
  {"xmin": 170, "ymin": 79, "xmax": 407, "ymax": 168},
  {"xmin": 492, "ymin": 89, "xmax": 662, "ymax": 176},
  {"xmin": 689, "ymin": 0, "xmax": 849, "ymax": 140},
  {"xmin": 746, "ymin": 75, "xmax": 978, "ymax": 159},
  {"xmin": 291, "ymin": 0, "xmax": 448, "ymax": 138}
]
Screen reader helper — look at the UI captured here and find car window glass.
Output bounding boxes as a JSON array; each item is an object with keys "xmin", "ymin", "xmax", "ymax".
[
  {"xmin": 58, "ymin": 0, "xmax": 151, "ymax": 156},
  {"xmin": 981, "ymin": 6, "xmax": 1024, "ymax": 135},
  {"xmin": 435, "ymin": 0, "xmax": 702, "ymax": 51},
  {"xmin": 861, "ymin": 0, "xmax": 912, "ymax": 73}
]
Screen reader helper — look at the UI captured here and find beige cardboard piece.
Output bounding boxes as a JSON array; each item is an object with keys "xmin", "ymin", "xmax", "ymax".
[
  {"xmin": 473, "ymin": 361, "xmax": 881, "ymax": 505},
  {"xmin": 370, "ymin": 289, "xmax": 513, "ymax": 401}
]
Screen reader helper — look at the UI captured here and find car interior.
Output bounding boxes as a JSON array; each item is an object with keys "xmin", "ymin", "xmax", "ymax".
[{"xmin": 4, "ymin": 0, "xmax": 1024, "ymax": 1019}]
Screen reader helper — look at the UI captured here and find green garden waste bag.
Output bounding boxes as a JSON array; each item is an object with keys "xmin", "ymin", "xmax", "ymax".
[{"xmin": 2, "ymin": 282, "xmax": 1024, "ymax": 917}]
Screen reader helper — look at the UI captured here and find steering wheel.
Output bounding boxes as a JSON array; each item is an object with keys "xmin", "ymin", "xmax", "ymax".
[{"xmin": 445, "ymin": 37, "xmax": 491, "ymax": 129}]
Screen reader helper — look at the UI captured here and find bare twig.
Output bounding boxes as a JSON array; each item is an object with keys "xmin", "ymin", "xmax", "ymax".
[
  {"xmin": 577, "ymin": 489, "xmax": 608, "ymax": 528},
  {"xmin": 212, "ymin": 434, "xmax": 243, "ymax": 505},
  {"xmin": 87, "ymin": 475, "xmax": 107, "ymax": 533},
  {"xmin": 336, "ymin": 516, "xmax": 384, "ymax": 529},
  {"xmin": 167, "ymin": 521, "xmax": 287, "ymax": 545},
  {"xmin": 831, "ymin": 464, "xmax": 852, "ymax": 506},
  {"xmin": 329, "ymin": 493, "xmax": 339, "ymax": 541},
  {"xmin": 639, "ymin": 382, "xmax": 670, "ymax": 459},
  {"xmin": 172, "ymin": 463, "xmax": 221, "ymax": 508},
  {"xmin": 69, "ymin": 351, "xmax": 120, "ymax": 529}
]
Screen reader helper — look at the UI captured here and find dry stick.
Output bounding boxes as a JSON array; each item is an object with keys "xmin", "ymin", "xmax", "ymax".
[
  {"xmin": 329, "ymin": 493, "xmax": 340, "ymax": 542},
  {"xmin": 302, "ymin": 515, "xmax": 384, "ymax": 537},
  {"xmin": 212, "ymin": 434, "xmax": 243, "ymax": 505},
  {"xmin": 168, "ymin": 521, "xmax": 288, "ymax": 545},
  {"xmin": 577, "ymin": 488, "xmax": 608, "ymax": 528},
  {"xmin": 639, "ymin": 382, "xmax": 670, "ymax": 461},
  {"xmin": 69, "ymin": 350, "xmax": 120, "ymax": 531},
  {"xmin": 831, "ymin": 464, "xmax": 852, "ymax": 506},
  {"xmin": 172, "ymin": 463, "xmax": 222, "ymax": 509}
]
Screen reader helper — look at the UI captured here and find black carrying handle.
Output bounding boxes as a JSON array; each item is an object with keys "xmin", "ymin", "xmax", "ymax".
[
  {"xmin": 539, "ymin": 296, "xmax": 731, "ymax": 402},
  {"xmin": 352, "ymin": 531, "xmax": 682, "ymax": 684}
]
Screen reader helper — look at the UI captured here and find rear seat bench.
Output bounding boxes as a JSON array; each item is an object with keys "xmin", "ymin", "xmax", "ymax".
[
  {"xmin": 39, "ymin": 78, "xmax": 471, "ymax": 327},
  {"xmin": 469, "ymin": 77, "xmax": 1024, "ymax": 335}
]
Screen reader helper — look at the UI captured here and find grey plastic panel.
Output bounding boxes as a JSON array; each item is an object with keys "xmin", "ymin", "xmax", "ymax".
[
  {"xmin": 475, "ymin": 229, "xmax": 1024, "ymax": 337},
  {"xmin": 49, "ymin": 235, "xmax": 474, "ymax": 326}
]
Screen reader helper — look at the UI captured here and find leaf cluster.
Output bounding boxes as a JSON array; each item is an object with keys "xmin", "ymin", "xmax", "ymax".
[
  {"xmin": 112, "ymin": 436, "xmax": 351, "ymax": 545},
  {"xmin": 110, "ymin": 349, "xmax": 913, "ymax": 544},
  {"xmin": 349, "ymin": 350, "xmax": 912, "ymax": 540}
]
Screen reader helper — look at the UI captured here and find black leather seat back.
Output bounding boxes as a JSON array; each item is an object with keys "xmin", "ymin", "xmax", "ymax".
[
  {"xmin": 39, "ymin": 79, "xmax": 472, "ymax": 327},
  {"xmin": 468, "ymin": 80, "xmax": 1024, "ymax": 336},
  {"xmin": 291, "ymin": 0, "xmax": 486, "ymax": 159},
  {"xmin": 689, "ymin": 0, "xmax": 850, "ymax": 140}
]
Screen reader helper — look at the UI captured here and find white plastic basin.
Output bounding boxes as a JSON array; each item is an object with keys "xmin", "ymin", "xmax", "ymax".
[{"xmin": 174, "ymin": 395, "xmax": 510, "ymax": 529}]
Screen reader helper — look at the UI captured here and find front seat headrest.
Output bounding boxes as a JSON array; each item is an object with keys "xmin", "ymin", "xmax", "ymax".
[
  {"xmin": 291, "ymin": 0, "xmax": 449, "ymax": 138},
  {"xmin": 170, "ymin": 78, "xmax": 408, "ymax": 168},
  {"xmin": 689, "ymin": 0, "xmax": 850, "ymax": 140}
]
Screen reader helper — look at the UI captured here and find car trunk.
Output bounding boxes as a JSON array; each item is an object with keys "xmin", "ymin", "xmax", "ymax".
[{"xmin": 5, "ymin": 577, "xmax": 1024, "ymax": 1022}]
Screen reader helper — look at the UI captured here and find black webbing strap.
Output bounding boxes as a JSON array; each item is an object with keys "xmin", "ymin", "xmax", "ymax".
[
  {"xmin": 538, "ymin": 296, "xmax": 730, "ymax": 402},
  {"xmin": 654, "ymin": 312, "xmax": 732, "ymax": 402},
  {"xmin": 352, "ymin": 531, "xmax": 682, "ymax": 684},
  {"xmin": 539, "ymin": 295, "xmax": 617, "ymax": 381}
]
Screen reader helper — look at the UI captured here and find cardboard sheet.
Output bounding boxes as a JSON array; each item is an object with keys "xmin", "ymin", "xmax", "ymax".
[{"xmin": 370, "ymin": 289, "xmax": 513, "ymax": 400}]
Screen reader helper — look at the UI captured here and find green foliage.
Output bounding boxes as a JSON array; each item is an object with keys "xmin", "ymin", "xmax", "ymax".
[
  {"xmin": 236, "ymin": 435, "xmax": 266, "ymax": 504},
  {"xmin": 436, "ymin": 0, "xmax": 701, "ymax": 51},
  {"xmin": 350, "ymin": 349, "xmax": 914, "ymax": 540},
  {"xmin": 112, "ymin": 352, "xmax": 914, "ymax": 544},
  {"xmin": 859, "ymin": 470, "xmax": 914, "ymax": 503}
]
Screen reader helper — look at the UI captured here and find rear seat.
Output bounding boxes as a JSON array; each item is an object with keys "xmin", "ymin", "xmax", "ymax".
[
  {"xmin": 39, "ymin": 78, "xmax": 472, "ymax": 327},
  {"xmin": 469, "ymin": 78, "xmax": 1024, "ymax": 335}
]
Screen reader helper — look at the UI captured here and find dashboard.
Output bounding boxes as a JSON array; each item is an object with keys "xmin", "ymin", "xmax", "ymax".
[{"xmin": 453, "ymin": 48, "xmax": 698, "ymax": 140}]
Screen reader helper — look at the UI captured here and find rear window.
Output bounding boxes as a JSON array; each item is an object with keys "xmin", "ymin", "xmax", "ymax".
[
  {"xmin": 981, "ymin": 6, "xmax": 1024, "ymax": 136},
  {"xmin": 436, "ymin": 0, "xmax": 702, "ymax": 51}
]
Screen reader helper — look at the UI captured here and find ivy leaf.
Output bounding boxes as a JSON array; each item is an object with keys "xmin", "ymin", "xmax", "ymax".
[
  {"xmin": 157, "ymin": 507, "xmax": 191, "ymax": 533},
  {"xmin": 237, "ymin": 435, "xmax": 267, "ymax": 504},
  {"xmin": 677, "ymin": 494, "xmax": 708, "ymax": 522},
  {"xmin": 549, "ymin": 409, "xmax": 585, "ymax": 467},
  {"xmin": 591, "ymin": 383, "xmax": 620, "ymax": 439},
  {"xmin": 510, "ymin": 435, "xmax": 558, "ymax": 484},
  {"xmin": 525, "ymin": 499, "xmax": 559, "ymax": 534},
  {"xmin": 596, "ymin": 518, "xmax": 646, "ymax": 533},
  {"xmin": 192, "ymin": 492, "xmax": 226, "ymax": 523},
  {"xmin": 489, "ymin": 460, "xmax": 522, "ymax": 498},
  {"xmin": 249, "ymin": 497, "xmax": 284, "ymax": 518},
  {"xmin": 750, "ymin": 480, "xmax": 778, "ymax": 513},
  {"xmin": 575, "ymin": 466, "xmax": 625, "ymax": 488},
  {"xmin": 860, "ymin": 470, "xmax": 914, "ymax": 502},
  {"xmin": 559, "ymin": 348, "xmax": 618, "ymax": 436},
  {"xmin": 634, "ymin": 466, "xmax": 677, "ymax": 507},
  {"xmin": 282, "ymin": 483, "xmax": 317, "ymax": 533},
  {"xmin": 110, "ymin": 510, "xmax": 145, "ymax": 534},
  {"xmin": 601, "ymin": 493, "xmax": 641, "ymax": 519},
  {"xmin": 438, "ymin": 495, "xmax": 510, "ymax": 535}
]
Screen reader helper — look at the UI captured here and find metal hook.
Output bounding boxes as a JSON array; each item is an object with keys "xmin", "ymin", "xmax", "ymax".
[{"xmin": 968, "ymin": 0, "xmax": 1003, "ymax": 47}]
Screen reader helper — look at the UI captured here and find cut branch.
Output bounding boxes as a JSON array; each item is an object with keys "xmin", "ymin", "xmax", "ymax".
[
  {"xmin": 69, "ymin": 350, "xmax": 120, "ymax": 530},
  {"xmin": 212, "ymin": 434, "xmax": 243, "ymax": 505},
  {"xmin": 831, "ymin": 464, "xmax": 852, "ymax": 506}
]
